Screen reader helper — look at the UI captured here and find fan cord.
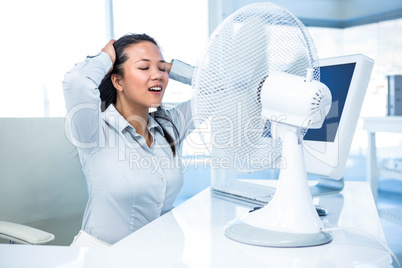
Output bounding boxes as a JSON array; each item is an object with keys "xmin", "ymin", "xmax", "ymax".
[{"xmin": 322, "ymin": 226, "xmax": 401, "ymax": 268}]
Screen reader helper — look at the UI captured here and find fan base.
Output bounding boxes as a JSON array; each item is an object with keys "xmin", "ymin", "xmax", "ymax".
[{"xmin": 224, "ymin": 219, "xmax": 332, "ymax": 247}]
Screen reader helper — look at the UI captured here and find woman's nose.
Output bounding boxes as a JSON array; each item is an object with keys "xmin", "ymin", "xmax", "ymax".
[{"xmin": 151, "ymin": 68, "xmax": 163, "ymax": 80}]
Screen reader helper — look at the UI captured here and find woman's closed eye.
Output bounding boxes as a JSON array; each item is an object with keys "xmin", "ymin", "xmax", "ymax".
[
  {"xmin": 138, "ymin": 66, "xmax": 166, "ymax": 72},
  {"xmin": 158, "ymin": 62, "xmax": 167, "ymax": 72}
]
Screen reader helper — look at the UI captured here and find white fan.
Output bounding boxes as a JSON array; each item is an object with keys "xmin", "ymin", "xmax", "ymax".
[{"xmin": 191, "ymin": 3, "xmax": 333, "ymax": 247}]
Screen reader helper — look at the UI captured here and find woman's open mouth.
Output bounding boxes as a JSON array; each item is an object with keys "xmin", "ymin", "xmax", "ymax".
[
  {"xmin": 149, "ymin": 86, "xmax": 162, "ymax": 95},
  {"xmin": 149, "ymin": 87, "xmax": 162, "ymax": 92}
]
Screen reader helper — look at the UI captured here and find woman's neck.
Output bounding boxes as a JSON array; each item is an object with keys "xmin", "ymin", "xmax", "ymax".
[{"xmin": 115, "ymin": 101, "xmax": 149, "ymax": 138}]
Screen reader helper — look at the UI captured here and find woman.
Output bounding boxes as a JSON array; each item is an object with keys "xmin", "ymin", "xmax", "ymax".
[{"xmin": 63, "ymin": 33, "xmax": 194, "ymax": 246}]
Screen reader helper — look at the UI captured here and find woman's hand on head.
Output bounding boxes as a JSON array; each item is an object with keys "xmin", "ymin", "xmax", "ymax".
[
  {"xmin": 101, "ymin": 39, "xmax": 117, "ymax": 71},
  {"xmin": 166, "ymin": 62, "xmax": 172, "ymax": 74}
]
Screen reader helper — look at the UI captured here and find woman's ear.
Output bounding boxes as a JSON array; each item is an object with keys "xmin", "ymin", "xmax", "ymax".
[{"xmin": 111, "ymin": 74, "xmax": 123, "ymax": 92}]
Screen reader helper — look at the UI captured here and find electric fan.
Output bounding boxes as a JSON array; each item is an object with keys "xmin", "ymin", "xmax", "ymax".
[{"xmin": 191, "ymin": 3, "xmax": 333, "ymax": 247}]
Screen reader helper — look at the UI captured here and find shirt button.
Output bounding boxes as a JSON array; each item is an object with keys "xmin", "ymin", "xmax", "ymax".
[
  {"xmin": 157, "ymin": 203, "xmax": 162, "ymax": 208},
  {"xmin": 161, "ymin": 178, "xmax": 165, "ymax": 183}
]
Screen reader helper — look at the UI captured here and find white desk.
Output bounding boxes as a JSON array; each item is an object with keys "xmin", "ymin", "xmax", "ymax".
[
  {"xmin": 0, "ymin": 181, "xmax": 393, "ymax": 267},
  {"xmin": 363, "ymin": 116, "xmax": 402, "ymax": 202}
]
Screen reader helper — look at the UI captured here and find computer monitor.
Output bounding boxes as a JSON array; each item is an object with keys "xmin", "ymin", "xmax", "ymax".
[{"xmin": 303, "ymin": 54, "xmax": 374, "ymax": 194}]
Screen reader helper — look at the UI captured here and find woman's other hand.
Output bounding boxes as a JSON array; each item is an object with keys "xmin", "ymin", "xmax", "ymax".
[
  {"xmin": 101, "ymin": 39, "xmax": 116, "ymax": 72},
  {"xmin": 166, "ymin": 62, "xmax": 172, "ymax": 74}
]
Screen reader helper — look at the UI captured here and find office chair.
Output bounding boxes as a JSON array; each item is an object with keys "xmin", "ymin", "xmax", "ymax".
[{"xmin": 0, "ymin": 118, "xmax": 88, "ymax": 246}]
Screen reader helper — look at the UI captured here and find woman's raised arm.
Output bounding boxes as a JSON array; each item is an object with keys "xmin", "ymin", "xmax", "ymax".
[{"xmin": 62, "ymin": 41, "xmax": 115, "ymax": 150}]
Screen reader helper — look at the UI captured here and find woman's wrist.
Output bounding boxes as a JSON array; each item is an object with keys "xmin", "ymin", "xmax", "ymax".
[
  {"xmin": 169, "ymin": 59, "xmax": 195, "ymax": 85},
  {"xmin": 166, "ymin": 62, "xmax": 172, "ymax": 74}
]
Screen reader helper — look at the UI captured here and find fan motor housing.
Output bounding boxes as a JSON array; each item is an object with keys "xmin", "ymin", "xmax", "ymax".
[{"xmin": 260, "ymin": 71, "xmax": 332, "ymax": 129}]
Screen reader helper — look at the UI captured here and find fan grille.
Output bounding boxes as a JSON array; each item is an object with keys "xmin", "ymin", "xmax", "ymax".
[{"xmin": 191, "ymin": 3, "xmax": 319, "ymax": 172}]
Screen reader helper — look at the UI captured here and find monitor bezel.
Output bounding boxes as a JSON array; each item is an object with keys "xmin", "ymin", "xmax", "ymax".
[{"xmin": 303, "ymin": 54, "xmax": 374, "ymax": 180}]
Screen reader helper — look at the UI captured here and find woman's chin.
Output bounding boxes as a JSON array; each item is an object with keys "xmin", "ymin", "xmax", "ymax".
[{"xmin": 149, "ymin": 102, "xmax": 162, "ymax": 109}]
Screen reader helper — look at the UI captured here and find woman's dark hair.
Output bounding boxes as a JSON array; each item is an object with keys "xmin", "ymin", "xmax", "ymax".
[{"xmin": 99, "ymin": 33, "xmax": 179, "ymax": 157}]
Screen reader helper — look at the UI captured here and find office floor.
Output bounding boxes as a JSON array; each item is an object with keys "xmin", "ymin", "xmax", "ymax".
[
  {"xmin": 377, "ymin": 189, "xmax": 402, "ymax": 268},
  {"xmin": 345, "ymin": 154, "xmax": 402, "ymax": 267}
]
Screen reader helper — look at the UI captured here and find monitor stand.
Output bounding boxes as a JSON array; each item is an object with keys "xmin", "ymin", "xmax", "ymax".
[{"xmin": 310, "ymin": 177, "xmax": 344, "ymax": 197}]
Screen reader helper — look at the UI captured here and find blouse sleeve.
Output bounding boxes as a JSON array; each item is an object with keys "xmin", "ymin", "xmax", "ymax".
[
  {"xmin": 169, "ymin": 59, "xmax": 195, "ymax": 86},
  {"xmin": 163, "ymin": 99, "xmax": 195, "ymax": 143},
  {"xmin": 62, "ymin": 52, "xmax": 113, "ymax": 150},
  {"xmin": 163, "ymin": 60, "xmax": 196, "ymax": 141}
]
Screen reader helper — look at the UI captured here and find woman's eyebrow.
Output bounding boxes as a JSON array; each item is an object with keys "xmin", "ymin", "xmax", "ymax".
[
  {"xmin": 135, "ymin": 59, "xmax": 150, "ymax": 63},
  {"xmin": 135, "ymin": 59, "xmax": 166, "ymax": 63}
]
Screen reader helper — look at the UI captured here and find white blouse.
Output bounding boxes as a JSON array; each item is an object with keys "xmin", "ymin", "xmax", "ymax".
[{"xmin": 63, "ymin": 52, "xmax": 194, "ymax": 244}]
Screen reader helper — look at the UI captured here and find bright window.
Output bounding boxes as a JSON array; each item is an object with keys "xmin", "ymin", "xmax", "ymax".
[
  {"xmin": 0, "ymin": 0, "xmax": 105, "ymax": 117},
  {"xmin": 309, "ymin": 18, "xmax": 402, "ymax": 152},
  {"xmin": 0, "ymin": 0, "xmax": 208, "ymax": 117}
]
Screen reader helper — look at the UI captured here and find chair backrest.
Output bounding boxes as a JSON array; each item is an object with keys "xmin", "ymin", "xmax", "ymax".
[{"xmin": 0, "ymin": 117, "xmax": 87, "ymax": 225}]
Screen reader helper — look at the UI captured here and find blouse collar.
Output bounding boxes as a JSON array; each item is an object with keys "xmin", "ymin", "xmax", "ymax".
[{"xmin": 102, "ymin": 105, "xmax": 164, "ymax": 137}]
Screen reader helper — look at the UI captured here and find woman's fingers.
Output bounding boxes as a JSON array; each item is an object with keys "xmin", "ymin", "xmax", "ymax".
[{"xmin": 101, "ymin": 39, "xmax": 117, "ymax": 65}]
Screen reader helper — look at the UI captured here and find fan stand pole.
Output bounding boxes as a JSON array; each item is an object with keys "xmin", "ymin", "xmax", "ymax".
[{"xmin": 224, "ymin": 124, "xmax": 332, "ymax": 247}]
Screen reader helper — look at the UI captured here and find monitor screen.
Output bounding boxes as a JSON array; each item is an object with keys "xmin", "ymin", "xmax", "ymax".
[{"xmin": 304, "ymin": 63, "xmax": 356, "ymax": 142}]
